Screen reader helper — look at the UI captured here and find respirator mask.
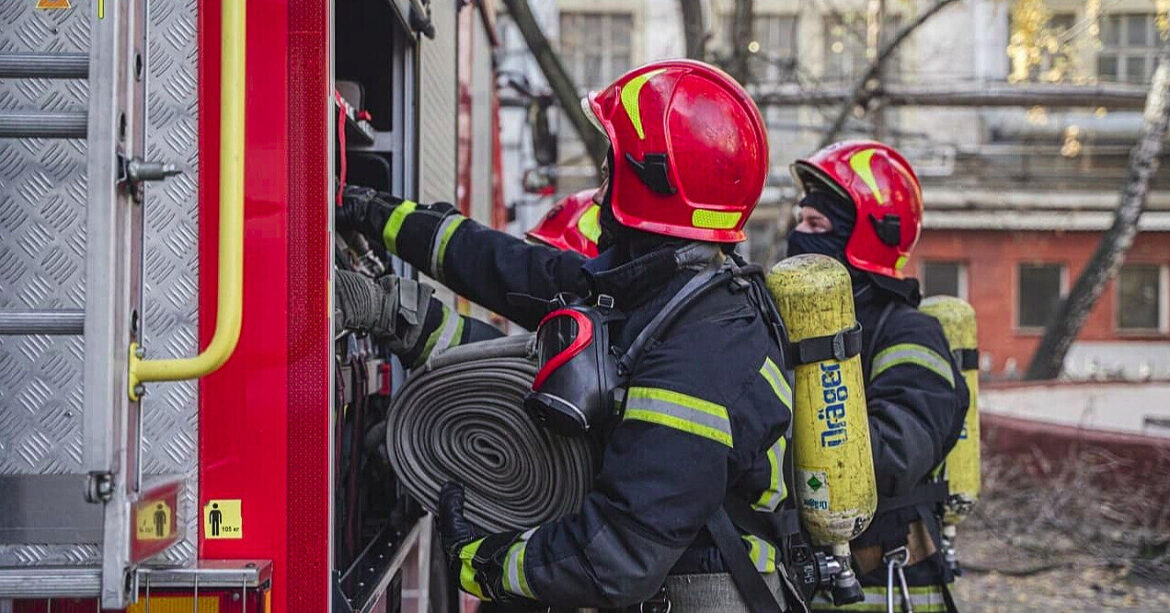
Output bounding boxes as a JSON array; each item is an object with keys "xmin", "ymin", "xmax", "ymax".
[{"xmin": 524, "ymin": 294, "xmax": 621, "ymax": 437}]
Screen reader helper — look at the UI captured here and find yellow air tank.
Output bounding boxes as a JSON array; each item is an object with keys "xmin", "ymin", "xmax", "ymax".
[
  {"xmin": 767, "ymin": 254, "xmax": 876, "ymax": 603},
  {"xmin": 920, "ymin": 295, "xmax": 981, "ymax": 570}
]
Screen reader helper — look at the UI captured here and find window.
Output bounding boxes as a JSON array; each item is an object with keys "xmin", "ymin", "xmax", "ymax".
[
  {"xmin": 921, "ymin": 261, "xmax": 967, "ymax": 300},
  {"xmin": 721, "ymin": 13, "xmax": 798, "ymax": 84},
  {"xmin": 1017, "ymin": 263, "xmax": 1065, "ymax": 329},
  {"xmin": 1117, "ymin": 264, "xmax": 1167, "ymax": 331},
  {"xmin": 559, "ymin": 12, "xmax": 633, "ymax": 92},
  {"xmin": 1099, "ymin": 14, "xmax": 1160, "ymax": 84},
  {"xmin": 823, "ymin": 13, "xmax": 902, "ymax": 83}
]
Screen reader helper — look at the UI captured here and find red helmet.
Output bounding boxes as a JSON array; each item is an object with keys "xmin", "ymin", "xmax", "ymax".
[
  {"xmin": 525, "ymin": 189, "xmax": 601, "ymax": 258},
  {"xmin": 790, "ymin": 141, "xmax": 923, "ymax": 278},
  {"xmin": 583, "ymin": 60, "xmax": 769, "ymax": 242}
]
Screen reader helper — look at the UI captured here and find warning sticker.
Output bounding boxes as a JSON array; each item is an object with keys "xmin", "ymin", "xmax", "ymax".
[
  {"xmin": 36, "ymin": 0, "xmax": 72, "ymax": 9},
  {"xmin": 797, "ymin": 469, "xmax": 830, "ymax": 512},
  {"xmin": 203, "ymin": 499, "xmax": 242, "ymax": 539},
  {"xmin": 135, "ymin": 499, "xmax": 173, "ymax": 540}
]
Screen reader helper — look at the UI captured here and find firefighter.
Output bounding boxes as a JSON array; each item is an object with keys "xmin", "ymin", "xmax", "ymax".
[
  {"xmin": 339, "ymin": 60, "xmax": 803, "ymax": 611},
  {"xmin": 333, "ymin": 189, "xmax": 601, "ymax": 361},
  {"xmin": 787, "ymin": 141, "xmax": 969, "ymax": 612}
]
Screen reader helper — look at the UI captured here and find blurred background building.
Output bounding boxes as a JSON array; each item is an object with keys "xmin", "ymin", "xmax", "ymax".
[{"xmin": 494, "ymin": 0, "xmax": 1170, "ymax": 381}]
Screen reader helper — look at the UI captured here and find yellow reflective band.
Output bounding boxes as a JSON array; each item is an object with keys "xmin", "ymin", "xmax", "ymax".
[
  {"xmin": 692, "ymin": 209, "xmax": 742, "ymax": 230},
  {"xmin": 576, "ymin": 204, "xmax": 602, "ymax": 245},
  {"xmin": 753, "ymin": 435, "xmax": 787, "ymax": 512},
  {"xmin": 432, "ymin": 215, "xmax": 467, "ymax": 282},
  {"xmin": 624, "ymin": 387, "xmax": 733, "ymax": 447},
  {"xmin": 871, "ymin": 343, "xmax": 955, "ymax": 388},
  {"xmin": 503, "ymin": 538, "xmax": 536, "ymax": 599},
  {"xmin": 415, "ymin": 304, "xmax": 453, "ymax": 368},
  {"xmin": 620, "ymin": 68, "xmax": 667, "ymax": 140},
  {"xmin": 742, "ymin": 535, "xmax": 776, "ymax": 573},
  {"xmin": 759, "ymin": 357, "xmax": 792, "ymax": 408},
  {"xmin": 810, "ymin": 583, "xmax": 950, "ymax": 612},
  {"xmin": 381, "ymin": 199, "xmax": 418, "ymax": 254},
  {"xmin": 895, "ymin": 254, "xmax": 909, "ymax": 270},
  {"xmin": 848, "ymin": 149, "xmax": 885, "ymax": 206},
  {"xmin": 458, "ymin": 538, "xmax": 489, "ymax": 600}
]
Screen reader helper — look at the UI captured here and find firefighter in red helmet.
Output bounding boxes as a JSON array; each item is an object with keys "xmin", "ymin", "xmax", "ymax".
[
  {"xmin": 339, "ymin": 60, "xmax": 805, "ymax": 611},
  {"xmin": 788, "ymin": 141, "xmax": 968, "ymax": 612},
  {"xmin": 525, "ymin": 189, "xmax": 601, "ymax": 257}
]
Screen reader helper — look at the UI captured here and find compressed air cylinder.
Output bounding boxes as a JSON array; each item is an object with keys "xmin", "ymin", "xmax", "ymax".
[
  {"xmin": 766, "ymin": 254, "xmax": 877, "ymax": 547},
  {"xmin": 919, "ymin": 296, "xmax": 981, "ymax": 526}
]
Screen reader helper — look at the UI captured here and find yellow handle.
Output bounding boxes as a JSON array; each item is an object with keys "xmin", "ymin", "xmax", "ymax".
[{"xmin": 129, "ymin": 0, "xmax": 245, "ymax": 400}]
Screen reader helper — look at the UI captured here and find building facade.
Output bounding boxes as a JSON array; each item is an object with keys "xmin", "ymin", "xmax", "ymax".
[{"xmin": 495, "ymin": 0, "xmax": 1170, "ymax": 379}]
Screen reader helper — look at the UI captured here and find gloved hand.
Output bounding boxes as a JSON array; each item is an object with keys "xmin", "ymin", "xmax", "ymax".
[
  {"xmin": 438, "ymin": 482, "xmax": 532, "ymax": 603},
  {"xmin": 337, "ymin": 185, "xmax": 404, "ymax": 247},
  {"xmin": 334, "ymin": 271, "xmax": 435, "ymax": 354}
]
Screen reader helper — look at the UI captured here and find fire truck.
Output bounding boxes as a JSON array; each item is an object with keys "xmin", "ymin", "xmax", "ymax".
[{"xmin": 0, "ymin": 0, "xmax": 506, "ymax": 610}]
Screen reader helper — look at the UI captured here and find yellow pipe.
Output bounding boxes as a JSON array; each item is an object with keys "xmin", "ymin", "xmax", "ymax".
[{"xmin": 129, "ymin": 0, "xmax": 245, "ymax": 400}]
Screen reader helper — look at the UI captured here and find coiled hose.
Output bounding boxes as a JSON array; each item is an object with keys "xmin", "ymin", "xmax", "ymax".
[{"xmin": 386, "ymin": 333, "xmax": 595, "ymax": 533}]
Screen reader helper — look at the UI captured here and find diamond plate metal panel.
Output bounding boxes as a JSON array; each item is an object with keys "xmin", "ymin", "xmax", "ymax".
[{"xmin": 0, "ymin": 0, "xmax": 200, "ymax": 568}]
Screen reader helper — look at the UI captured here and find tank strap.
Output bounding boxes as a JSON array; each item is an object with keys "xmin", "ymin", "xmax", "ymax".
[
  {"xmin": 787, "ymin": 323, "xmax": 863, "ymax": 366},
  {"xmin": 874, "ymin": 481, "xmax": 949, "ymax": 515},
  {"xmin": 616, "ymin": 262, "xmax": 729, "ymax": 376},
  {"xmin": 707, "ymin": 507, "xmax": 788, "ymax": 613},
  {"xmin": 954, "ymin": 348, "xmax": 979, "ymax": 371}
]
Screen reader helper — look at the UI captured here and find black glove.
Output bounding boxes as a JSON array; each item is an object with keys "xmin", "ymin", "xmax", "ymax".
[
  {"xmin": 337, "ymin": 185, "xmax": 404, "ymax": 247},
  {"xmin": 438, "ymin": 482, "xmax": 535, "ymax": 604}
]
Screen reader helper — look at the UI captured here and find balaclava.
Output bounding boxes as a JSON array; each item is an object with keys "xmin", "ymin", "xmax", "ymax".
[{"xmin": 785, "ymin": 188, "xmax": 856, "ymax": 260}]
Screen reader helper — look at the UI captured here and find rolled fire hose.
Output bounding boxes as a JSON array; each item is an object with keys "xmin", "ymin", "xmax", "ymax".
[{"xmin": 386, "ymin": 332, "xmax": 596, "ymax": 533}]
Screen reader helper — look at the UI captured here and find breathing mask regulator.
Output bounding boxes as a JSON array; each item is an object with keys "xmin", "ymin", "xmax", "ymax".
[{"xmin": 524, "ymin": 243, "xmax": 737, "ymax": 437}]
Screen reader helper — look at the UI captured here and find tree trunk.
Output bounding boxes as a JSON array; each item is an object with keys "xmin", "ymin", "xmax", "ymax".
[
  {"xmin": 501, "ymin": 0, "xmax": 607, "ymax": 173},
  {"xmin": 678, "ymin": 0, "xmax": 708, "ymax": 60},
  {"xmin": 818, "ymin": 0, "xmax": 959, "ymax": 148},
  {"xmin": 1025, "ymin": 40, "xmax": 1170, "ymax": 380},
  {"xmin": 727, "ymin": 0, "xmax": 754, "ymax": 85}
]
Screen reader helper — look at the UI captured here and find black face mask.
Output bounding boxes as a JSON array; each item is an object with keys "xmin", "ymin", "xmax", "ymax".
[
  {"xmin": 784, "ymin": 189, "xmax": 857, "ymax": 259},
  {"xmin": 785, "ymin": 229, "xmax": 850, "ymax": 259}
]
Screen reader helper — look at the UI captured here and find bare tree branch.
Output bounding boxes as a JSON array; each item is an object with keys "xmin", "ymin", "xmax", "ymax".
[
  {"xmin": 501, "ymin": 0, "xmax": 607, "ymax": 173},
  {"xmin": 678, "ymin": 0, "xmax": 709, "ymax": 60},
  {"xmin": 1025, "ymin": 40, "xmax": 1170, "ymax": 380},
  {"xmin": 727, "ymin": 0, "xmax": 755, "ymax": 84},
  {"xmin": 818, "ymin": 0, "xmax": 960, "ymax": 148}
]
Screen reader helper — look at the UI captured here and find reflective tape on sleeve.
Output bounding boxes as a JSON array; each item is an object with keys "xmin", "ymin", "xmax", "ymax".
[
  {"xmin": 752, "ymin": 435, "xmax": 788, "ymax": 512},
  {"xmin": 381, "ymin": 199, "xmax": 418, "ymax": 255},
  {"xmin": 742, "ymin": 535, "xmax": 776, "ymax": 573},
  {"xmin": 430, "ymin": 214, "xmax": 467, "ymax": 282},
  {"xmin": 624, "ymin": 387, "xmax": 733, "ymax": 447},
  {"xmin": 502, "ymin": 533, "xmax": 537, "ymax": 599},
  {"xmin": 759, "ymin": 356, "xmax": 792, "ymax": 408},
  {"xmin": 870, "ymin": 343, "xmax": 955, "ymax": 388},
  {"xmin": 414, "ymin": 304, "xmax": 464, "ymax": 367}
]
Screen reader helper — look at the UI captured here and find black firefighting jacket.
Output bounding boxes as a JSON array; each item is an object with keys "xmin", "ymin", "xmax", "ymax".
[
  {"xmin": 853, "ymin": 277, "xmax": 969, "ymax": 587},
  {"xmin": 378, "ymin": 198, "xmax": 796, "ymax": 608}
]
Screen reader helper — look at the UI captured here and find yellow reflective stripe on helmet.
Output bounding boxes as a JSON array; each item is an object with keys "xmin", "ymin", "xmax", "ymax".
[
  {"xmin": 458, "ymin": 538, "xmax": 488, "ymax": 600},
  {"xmin": 753, "ymin": 435, "xmax": 788, "ymax": 512},
  {"xmin": 502, "ymin": 536, "xmax": 536, "ymax": 599},
  {"xmin": 848, "ymin": 149, "xmax": 885, "ymax": 205},
  {"xmin": 692, "ymin": 209, "xmax": 742, "ymax": 230},
  {"xmin": 742, "ymin": 535, "xmax": 777, "ymax": 573},
  {"xmin": 576, "ymin": 204, "xmax": 602, "ymax": 244},
  {"xmin": 381, "ymin": 199, "xmax": 417, "ymax": 254},
  {"xmin": 431, "ymin": 215, "xmax": 467, "ymax": 282},
  {"xmin": 759, "ymin": 357, "xmax": 792, "ymax": 408},
  {"xmin": 871, "ymin": 343, "xmax": 955, "ymax": 388},
  {"xmin": 624, "ymin": 387, "xmax": 732, "ymax": 447},
  {"xmin": 620, "ymin": 68, "xmax": 667, "ymax": 140}
]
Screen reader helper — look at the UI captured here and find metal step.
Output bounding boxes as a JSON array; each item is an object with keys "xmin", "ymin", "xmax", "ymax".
[
  {"xmin": 0, "ymin": 111, "xmax": 87, "ymax": 138},
  {"xmin": 0, "ymin": 561, "xmax": 273, "ymax": 599},
  {"xmin": 0, "ymin": 309, "xmax": 85, "ymax": 335},
  {"xmin": 0, "ymin": 53, "xmax": 88, "ymax": 78}
]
